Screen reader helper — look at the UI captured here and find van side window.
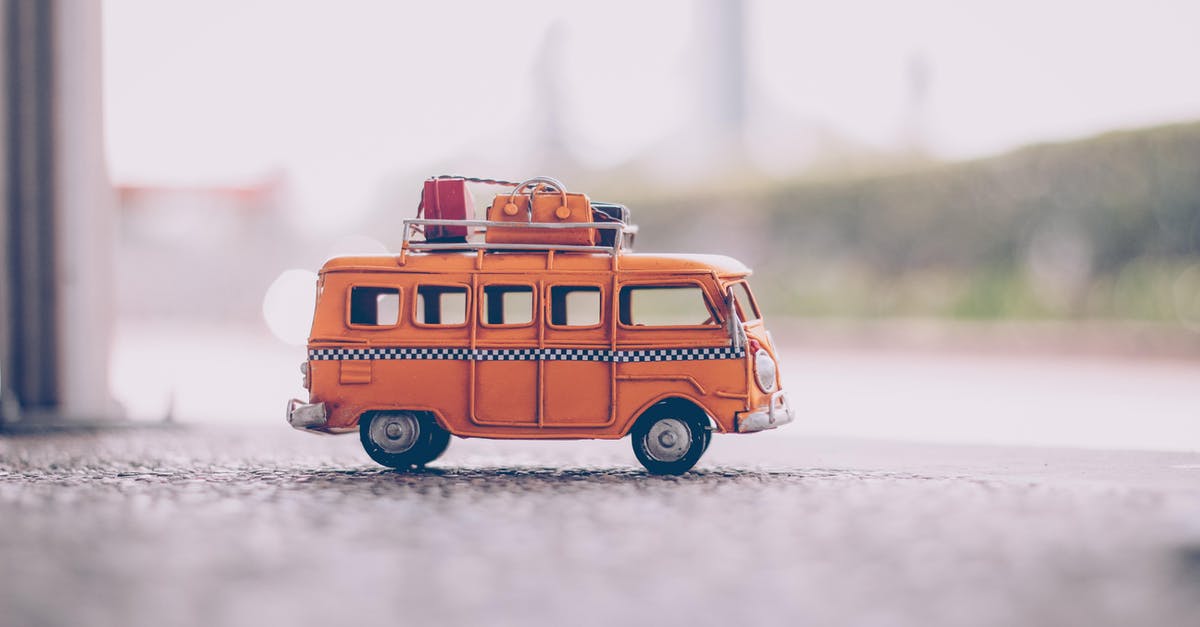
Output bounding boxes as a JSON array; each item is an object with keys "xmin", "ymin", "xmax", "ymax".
[
  {"xmin": 415, "ymin": 285, "xmax": 468, "ymax": 326},
  {"xmin": 619, "ymin": 285, "xmax": 718, "ymax": 327},
  {"xmin": 482, "ymin": 285, "xmax": 534, "ymax": 326},
  {"xmin": 549, "ymin": 286, "xmax": 602, "ymax": 327},
  {"xmin": 349, "ymin": 286, "xmax": 400, "ymax": 326}
]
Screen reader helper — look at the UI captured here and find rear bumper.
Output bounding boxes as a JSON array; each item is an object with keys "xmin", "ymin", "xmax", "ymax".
[
  {"xmin": 286, "ymin": 399, "xmax": 328, "ymax": 430},
  {"xmin": 736, "ymin": 390, "xmax": 794, "ymax": 433}
]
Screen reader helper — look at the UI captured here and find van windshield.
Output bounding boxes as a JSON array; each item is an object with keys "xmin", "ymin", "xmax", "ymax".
[{"xmin": 729, "ymin": 282, "xmax": 760, "ymax": 323}]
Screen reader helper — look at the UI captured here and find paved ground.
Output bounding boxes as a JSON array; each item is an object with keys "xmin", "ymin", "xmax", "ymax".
[{"xmin": 2, "ymin": 426, "xmax": 1199, "ymax": 627}]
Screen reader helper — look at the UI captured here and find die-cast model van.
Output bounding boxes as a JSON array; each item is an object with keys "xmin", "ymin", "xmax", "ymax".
[{"xmin": 286, "ymin": 177, "xmax": 793, "ymax": 474}]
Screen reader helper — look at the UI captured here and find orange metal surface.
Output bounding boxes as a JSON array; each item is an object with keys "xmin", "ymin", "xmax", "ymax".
[{"xmin": 302, "ymin": 250, "xmax": 782, "ymax": 440}]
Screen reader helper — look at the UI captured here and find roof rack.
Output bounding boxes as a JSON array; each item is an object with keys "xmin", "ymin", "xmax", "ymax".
[{"xmin": 401, "ymin": 218, "xmax": 638, "ymax": 254}]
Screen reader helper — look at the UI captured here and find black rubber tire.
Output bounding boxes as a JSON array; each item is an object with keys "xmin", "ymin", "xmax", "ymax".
[
  {"xmin": 631, "ymin": 403, "xmax": 709, "ymax": 475},
  {"xmin": 359, "ymin": 411, "xmax": 446, "ymax": 470},
  {"xmin": 701, "ymin": 429, "xmax": 712, "ymax": 453},
  {"xmin": 415, "ymin": 421, "xmax": 451, "ymax": 465}
]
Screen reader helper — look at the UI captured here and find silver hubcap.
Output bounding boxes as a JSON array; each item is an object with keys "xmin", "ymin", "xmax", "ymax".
[
  {"xmin": 644, "ymin": 418, "xmax": 691, "ymax": 462},
  {"xmin": 369, "ymin": 412, "xmax": 420, "ymax": 454}
]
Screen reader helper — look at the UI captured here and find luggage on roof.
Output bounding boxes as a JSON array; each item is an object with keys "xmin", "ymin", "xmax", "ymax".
[
  {"xmin": 407, "ymin": 175, "xmax": 638, "ymax": 253},
  {"xmin": 589, "ymin": 202, "xmax": 634, "ymax": 249},
  {"xmin": 485, "ymin": 177, "xmax": 596, "ymax": 247},
  {"xmin": 419, "ymin": 177, "xmax": 472, "ymax": 243}
]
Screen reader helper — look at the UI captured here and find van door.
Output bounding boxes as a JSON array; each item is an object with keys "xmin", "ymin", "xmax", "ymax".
[
  {"xmin": 472, "ymin": 278, "xmax": 539, "ymax": 425},
  {"xmin": 613, "ymin": 279, "xmax": 737, "ymax": 420},
  {"xmin": 541, "ymin": 282, "xmax": 614, "ymax": 427}
]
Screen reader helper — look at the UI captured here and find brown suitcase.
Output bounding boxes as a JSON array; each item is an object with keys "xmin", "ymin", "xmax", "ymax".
[{"xmin": 485, "ymin": 179, "xmax": 595, "ymax": 246}]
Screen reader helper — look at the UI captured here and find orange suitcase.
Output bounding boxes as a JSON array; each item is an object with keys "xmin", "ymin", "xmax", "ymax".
[{"xmin": 485, "ymin": 178, "xmax": 595, "ymax": 247}]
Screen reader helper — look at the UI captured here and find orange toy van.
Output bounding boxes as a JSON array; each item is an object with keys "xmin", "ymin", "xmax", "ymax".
[{"xmin": 286, "ymin": 177, "xmax": 794, "ymax": 474}]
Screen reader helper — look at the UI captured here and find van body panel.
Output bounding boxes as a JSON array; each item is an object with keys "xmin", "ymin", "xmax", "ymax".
[
  {"xmin": 473, "ymin": 361, "xmax": 539, "ymax": 425},
  {"xmin": 542, "ymin": 360, "xmax": 613, "ymax": 426},
  {"xmin": 302, "ymin": 250, "xmax": 780, "ymax": 440}
]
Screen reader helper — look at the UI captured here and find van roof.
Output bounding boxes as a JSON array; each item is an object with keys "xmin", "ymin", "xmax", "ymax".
[{"xmin": 320, "ymin": 251, "xmax": 751, "ymax": 277}]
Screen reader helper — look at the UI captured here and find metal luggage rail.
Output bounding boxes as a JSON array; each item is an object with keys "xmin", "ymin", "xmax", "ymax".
[{"xmin": 401, "ymin": 218, "xmax": 638, "ymax": 254}]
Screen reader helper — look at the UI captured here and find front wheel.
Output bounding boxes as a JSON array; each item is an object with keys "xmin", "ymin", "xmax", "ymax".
[
  {"xmin": 418, "ymin": 423, "xmax": 451, "ymax": 465},
  {"xmin": 360, "ymin": 411, "xmax": 450, "ymax": 470},
  {"xmin": 631, "ymin": 405, "xmax": 708, "ymax": 475}
]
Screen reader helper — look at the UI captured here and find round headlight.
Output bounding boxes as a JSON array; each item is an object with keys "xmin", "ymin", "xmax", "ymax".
[{"xmin": 754, "ymin": 348, "xmax": 777, "ymax": 393}]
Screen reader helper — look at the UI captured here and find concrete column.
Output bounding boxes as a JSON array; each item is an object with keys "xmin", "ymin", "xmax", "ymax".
[
  {"xmin": 54, "ymin": 0, "xmax": 118, "ymax": 422},
  {"xmin": 0, "ymin": 0, "xmax": 117, "ymax": 426}
]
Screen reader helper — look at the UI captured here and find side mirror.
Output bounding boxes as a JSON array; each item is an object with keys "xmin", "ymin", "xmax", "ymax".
[{"xmin": 726, "ymin": 289, "xmax": 746, "ymax": 350}]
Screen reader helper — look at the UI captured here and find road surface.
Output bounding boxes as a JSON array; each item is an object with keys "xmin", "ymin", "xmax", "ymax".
[{"xmin": 2, "ymin": 426, "xmax": 1198, "ymax": 627}]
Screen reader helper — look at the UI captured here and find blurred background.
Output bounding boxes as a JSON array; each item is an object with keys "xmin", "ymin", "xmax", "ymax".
[{"xmin": 3, "ymin": 0, "xmax": 1199, "ymax": 449}]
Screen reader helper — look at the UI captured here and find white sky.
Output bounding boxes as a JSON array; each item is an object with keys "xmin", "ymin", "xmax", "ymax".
[{"xmin": 104, "ymin": 0, "xmax": 1200, "ymax": 223}]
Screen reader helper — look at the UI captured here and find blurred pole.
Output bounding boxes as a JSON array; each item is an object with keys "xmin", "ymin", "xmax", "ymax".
[
  {"xmin": 705, "ymin": 0, "xmax": 746, "ymax": 137},
  {"xmin": 694, "ymin": 0, "xmax": 747, "ymax": 172},
  {"xmin": 531, "ymin": 21, "xmax": 574, "ymax": 174},
  {"xmin": 0, "ymin": 0, "xmax": 117, "ymax": 427},
  {"xmin": 54, "ymin": 1, "xmax": 118, "ymax": 423},
  {"xmin": 0, "ymin": 0, "xmax": 58, "ymax": 424}
]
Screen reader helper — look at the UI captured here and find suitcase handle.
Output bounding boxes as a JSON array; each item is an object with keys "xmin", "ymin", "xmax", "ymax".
[
  {"xmin": 504, "ymin": 177, "xmax": 572, "ymax": 222},
  {"xmin": 514, "ymin": 176, "xmax": 566, "ymax": 193}
]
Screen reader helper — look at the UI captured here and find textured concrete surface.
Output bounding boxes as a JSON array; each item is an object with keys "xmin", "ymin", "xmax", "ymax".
[{"xmin": 2, "ymin": 426, "xmax": 1199, "ymax": 627}]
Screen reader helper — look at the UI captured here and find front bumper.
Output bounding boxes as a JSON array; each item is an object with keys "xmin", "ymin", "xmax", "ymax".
[
  {"xmin": 286, "ymin": 399, "xmax": 328, "ymax": 430},
  {"xmin": 736, "ymin": 390, "xmax": 794, "ymax": 433}
]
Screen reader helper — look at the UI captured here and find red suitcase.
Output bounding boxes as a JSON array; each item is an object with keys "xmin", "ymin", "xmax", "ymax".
[{"xmin": 421, "ymin": 178, "xmax": 474, "ymax": 242}]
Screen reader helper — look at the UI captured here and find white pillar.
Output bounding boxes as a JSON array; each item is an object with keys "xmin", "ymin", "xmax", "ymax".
[{"xmin": 54, "ymin": 0, "xmax": 120, "ymax": 421}]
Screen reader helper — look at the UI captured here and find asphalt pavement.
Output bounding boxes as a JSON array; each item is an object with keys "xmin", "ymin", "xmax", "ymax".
[{"xmin": 2, "ymin": 425, "xmax": 1199, "ymax": 627}]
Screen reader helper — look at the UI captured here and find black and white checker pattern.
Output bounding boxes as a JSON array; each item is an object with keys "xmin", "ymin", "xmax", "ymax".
[{"xmin": 308, "ymin": 345, "xmax": 745, "ymax": 363}]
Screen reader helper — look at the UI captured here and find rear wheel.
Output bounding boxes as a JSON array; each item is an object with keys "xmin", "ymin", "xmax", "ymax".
[
  {"xmin": 631, "ymin": 403, "xmax": 708, "ymax": 475},
  {"xmin": 360, "ymin": 411, "xmax": 450, "ymax": 470}
]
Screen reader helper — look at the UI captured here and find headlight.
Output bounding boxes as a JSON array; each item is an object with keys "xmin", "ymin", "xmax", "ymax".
[{"xmin": 754, "ymin": 348, "xmax": 777, "ymax": 393}]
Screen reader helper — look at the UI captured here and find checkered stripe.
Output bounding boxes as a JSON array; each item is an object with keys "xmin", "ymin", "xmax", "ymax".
[{"xmin": 307, "ymin": 346, "xmax": 745, "ymax": 362}]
